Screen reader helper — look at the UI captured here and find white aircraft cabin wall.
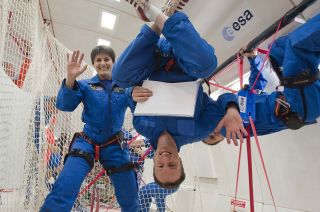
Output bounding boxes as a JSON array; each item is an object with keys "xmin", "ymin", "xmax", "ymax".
[{"xmin": 211, "ymin": 119, "xmax": 320, "ymax": 212}]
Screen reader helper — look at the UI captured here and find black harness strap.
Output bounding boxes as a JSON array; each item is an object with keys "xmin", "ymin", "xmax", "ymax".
[
  {"xmin": 269, "ymin": 55, "xmax": 320, "ymax": 88},
  {"xmin": 105, "ymin": 162, "xmax": 136, "ymax": 176},
  {"xmin": 274, "ymin": 95, "xmax": 305, "ymax": 130},
  {"xmin": 79, "ymin": 132, "xmax": 123, "ymax": 161},
  {"xmin": 64, "ymin": 132, "xmax": 124, "ymax": 169},
  {"xmin": 282, "ymin": 70, "xmax": 320, "ymax": 88},
  {"xmin": 299, "ymin": 87, "xmax": 308, "ymax": 122},
  {"xmin": 204, "ymin": 79, "xmax": 212, "ymax": 95},
  {"xmin": 64, "ymin": 132, "xmax": 136, "ymax": 175},
  {"xmin": 270, "ymin": 56, "xmax": 320, "ymax": 124},
  {"xmin": 64, "ymin": 149, "xmax": 94, "ymax": 170}
]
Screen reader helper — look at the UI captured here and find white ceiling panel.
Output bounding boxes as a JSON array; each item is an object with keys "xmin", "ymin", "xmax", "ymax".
[{"xmin": 40, "ymin": 0, "xmax": 320, "ymax": 86}]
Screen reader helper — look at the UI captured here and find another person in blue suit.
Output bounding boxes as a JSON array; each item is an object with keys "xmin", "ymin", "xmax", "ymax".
[
  {"xmin": 231, "ymin": 13, "xmax": 320, "ymax": 136},
  {"xmin": 40, "ymin": 46, "xmax": 139, "ymax": 212},
  {"xmin": 209, "ymin": 12, "xmax": 320, "ymax": 140}
]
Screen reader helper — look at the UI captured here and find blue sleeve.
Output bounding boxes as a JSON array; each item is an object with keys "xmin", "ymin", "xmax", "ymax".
[
  {"xmin": 162, "ymin": 12, "xmax": 217, "ymax": 78},
  {"xmin": 112, "ymin": 25, "xmax": 160, "ymax": 88},
  {"xmin": 288, "ymin": 13, "xmax": 320, "ymax": 52},
  {"xmin": 56, "ymin": 79, "xmax": 83, "ymax": 111},
  {"xmin": 216, "ymin": 93, "xmax": 239, "ymax": 112},
  {"xmin": 285, "ymin": 13, "xmax": 320, "ymax": 74},
  {"xmin": 248, "ymin": 55, "xmax": 267, "ymax": 91},
  {"xmin": 125, "ymin": 87, "xmax": 136, "ymax": 113}
]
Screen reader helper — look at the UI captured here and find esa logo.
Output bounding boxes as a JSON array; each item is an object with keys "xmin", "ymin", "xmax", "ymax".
[{"xmin": 222, "ymin": 10, "xmax": 254, "ymax": 41}]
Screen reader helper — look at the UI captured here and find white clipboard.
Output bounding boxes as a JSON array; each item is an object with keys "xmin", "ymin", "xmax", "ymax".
[{"xmin": 134, "ymin": 80, "xmax": 199, "ymax": 117}]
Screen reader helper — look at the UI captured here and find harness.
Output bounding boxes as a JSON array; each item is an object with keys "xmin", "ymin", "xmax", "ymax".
[
  {"xmin": 270, "ymin": 56, "xmax": 320, "ymax": 129},
  {"xmin": 154, "ymin": 48, "xmax": 182, "ymax": 73},
  {"xmin": 274, "ymin": 95, "xmax": 305, "ymax": 130},
  {"xmin": 64, "ymin": 132, "xmax": 135, "ymax": 175}
]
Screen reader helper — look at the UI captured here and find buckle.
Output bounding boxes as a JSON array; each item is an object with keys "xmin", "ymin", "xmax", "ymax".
[{"xmin": 275, "ymin": 96, "xmax": 290, "ymax": 117}]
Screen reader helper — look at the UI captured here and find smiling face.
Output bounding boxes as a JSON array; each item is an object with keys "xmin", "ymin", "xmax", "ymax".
[
  {"xmin": 93, "ymin": 53, "xmax": 113, "ymax": 80},
  {"xmin": 153, "ymin": 131, "xmax": 183, "ymax": 186}
]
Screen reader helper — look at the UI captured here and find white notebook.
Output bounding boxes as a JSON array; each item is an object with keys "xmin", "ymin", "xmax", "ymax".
[{"xmin": 134, "ymin": 80, "xmax": 200, "ymax": 117}]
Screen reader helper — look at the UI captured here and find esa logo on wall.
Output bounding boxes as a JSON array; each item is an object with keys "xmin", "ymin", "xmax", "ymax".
[{"xmin": 222, "ymin": 10, "xmax": 254, "ymax": 41}]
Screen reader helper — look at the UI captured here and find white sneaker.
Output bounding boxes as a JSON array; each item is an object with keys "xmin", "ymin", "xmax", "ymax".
[
  {"xmin": 125, "ymin": 0, "xmax": 152, "ymax": 22},
  {"xmin": 162, "ymin": 0, "xmax": 189, "ymax": 16}
]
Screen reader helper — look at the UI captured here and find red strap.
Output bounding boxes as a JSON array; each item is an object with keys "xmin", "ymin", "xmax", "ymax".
[
  {"xmin": 233, "ymin": 139, "xmax": 243, "ymax": 212},
  {"xmin": 237, "ymin": 53, "xmax": 244, "ymax": 89},
  {"xmin": 246, "ymin": 126, "xmax": 255, "ymax": 212},
  {"xmin": 78, "ymin": 169, "xmax": 106, "ymax": 197},
  {"xmin": 257, "ymin": 48, "xmax": 269, "ymax": 54},
  {"xmin": 208, "ymin": 81, "xmax": 238, "ymax": 93},
  {"xmin": 95, "ymin": 187, "xmax": 100, "ymax": 212},
  {"xmin": 127, "ymin": 133, "xmax": 140, "ymax": 146},
  {"xmin": 90, "ymin": 186, "xmax": 95, "ymax": 212},
  {"xmin": 94, "ymin": 145, "xmax": 100, "ymax": 161},
  {"xmin": 78, "ymin": 142, "xmax": 152, "ymax": 199},
  {"xmin": 250, "ymin": 16, "xmax": 284, "ymax": 92},
  {"xmin": 16, "ymin": 57, "xmax": 31, "ymax": 88},
  {"xmin": 249, "ymin": 117, "xmax": 278, "ymax": 212},
  {"xmin": 164, "ymin": 59, "xmax": 175, "ymax": 72},
  {"xmin": 137, "ymin": 146, "xmax": 153, "ymax": 164}
]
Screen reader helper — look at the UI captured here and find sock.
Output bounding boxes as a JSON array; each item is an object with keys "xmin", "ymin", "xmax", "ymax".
[{"xmin": 144, "ymin": 3, "xmax": 162, "ymax": 22}]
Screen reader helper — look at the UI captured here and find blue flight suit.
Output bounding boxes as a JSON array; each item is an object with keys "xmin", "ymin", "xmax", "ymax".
[
  {"xmin": 243, "ymin": 13, "xmax": 320, "ymax": 135},
  {"xmin": 247, "ymin": 56, "xmax": 268, "ymax": 91},
  {"xmin": 112, "ymin": 12, "xmax": 238, "ymax": 150},
  {"xmin": 40, "ymin": 75, "xmax": 139, "ymax": 212},
  {"xmin": 139, "ymin": 182, "xmax": 177, "ymax": 212}
]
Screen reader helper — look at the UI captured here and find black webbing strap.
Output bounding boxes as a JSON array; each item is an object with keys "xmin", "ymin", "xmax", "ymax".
[
  {"xmin": 64, "ymin": 149, "xmax": 94, "ymax": 170},
  {"xmin": 73, "ymin": 132, "xmax": 123, "ymax": 161},
  {"xmin": 282, "ymin": 70, "xmax": 319, "ymax": 88},
  {"xmin": 204, "ymin": 79, "xmax": 211, "ymax": 95},
  {"xmin": 269, "ymin": 56, "xmax": 319, "ymax": 88},
  {"xmin": 274, "ymin": 95, "xmax": 305, "ymax": 130},
  {"xmin": 105, "ymin": 163, "xmax": 136, "ymax": 176}
]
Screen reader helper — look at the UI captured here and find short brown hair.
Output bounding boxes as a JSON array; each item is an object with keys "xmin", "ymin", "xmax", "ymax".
[
  {"xmin": 153, "ymin": 159, "xmax": 185, "ymax": 189},
  {"xmin": 90, "ymin": 45, "xmax": 115, "ymax": 64}
]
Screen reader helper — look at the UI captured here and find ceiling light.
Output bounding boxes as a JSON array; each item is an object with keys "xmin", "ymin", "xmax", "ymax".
[
  {"xmin": 97, "ymin": 38, "xmax": 111, "ymax": 46},
  {"xmin": 101, "ymin": 11, "xmax": 117, "ymax": 30}
]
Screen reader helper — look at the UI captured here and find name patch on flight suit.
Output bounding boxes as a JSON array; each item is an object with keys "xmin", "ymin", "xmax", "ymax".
[
  {"xmin": 89, "ymin": 84, "xmax": 104, "ymax": 91},
  {"xmin": 112, "ymin": 86, "xmax": 125, "ymax": 94}
]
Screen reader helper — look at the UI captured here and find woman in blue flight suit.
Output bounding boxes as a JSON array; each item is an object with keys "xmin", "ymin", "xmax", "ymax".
[
  {"xmin": 112, "ymin": 1, "xmax": 246, "ymax": 190},
  {"xmin": 40, "ymin": 46, "xmax": 139, "ymax": 212}
]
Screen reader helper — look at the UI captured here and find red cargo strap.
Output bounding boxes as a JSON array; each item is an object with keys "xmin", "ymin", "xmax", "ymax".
[
  {"xmin": 250, "ymin": 16, "xmax": 284, "ymax": 92},
  {"xmin": 249, "ymin": 116, "xmax": 278, "ymax": 212},
  {"xmin": 234, "ymin": 120, "xmax": 278, "ymax": 212},
  {"xmin": 237, "ymin": 53, "xmax": 244, "ymax": 89},
  {"xmin": 164, "ymin": 59, "xmax": 175, "ymax": 72},
  {"xmin": 94, "ymin": 145, "xmax": 100, "ymax": 161},
  {"xmin": 246, "ymin": 126, "xmax": 255, "ymax": 212},
  {"xmin": 233, "ymin": 137, "xmax": 243, "ymax": 212}
]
